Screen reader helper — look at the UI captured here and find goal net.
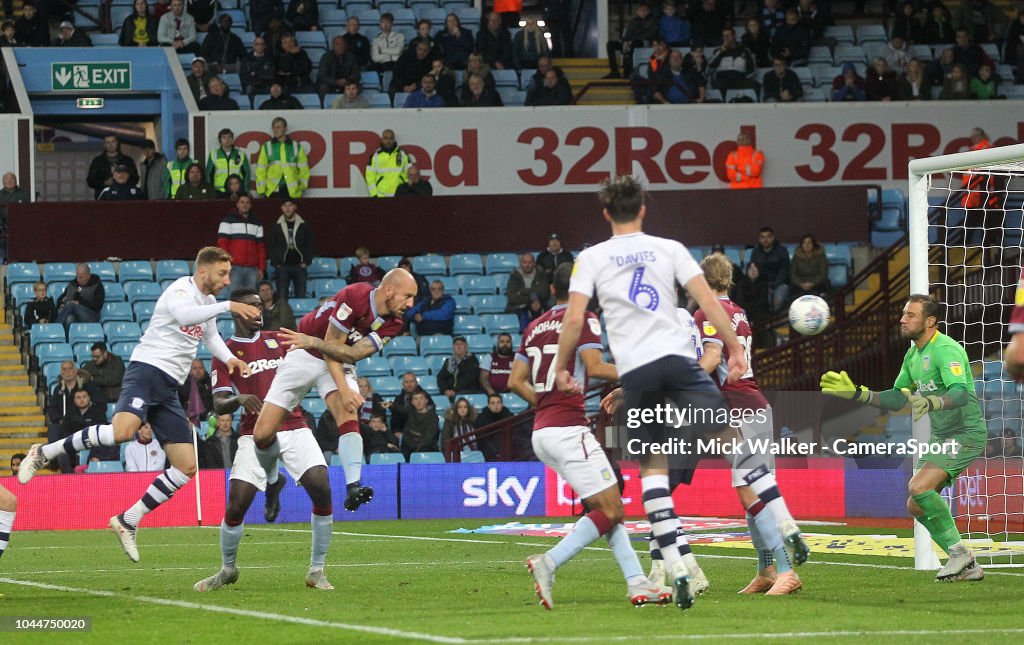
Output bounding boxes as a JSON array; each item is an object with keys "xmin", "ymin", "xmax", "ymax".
[{"xmin": 908, "ymin": 142, "xmax": 1024, "ymax": 569}]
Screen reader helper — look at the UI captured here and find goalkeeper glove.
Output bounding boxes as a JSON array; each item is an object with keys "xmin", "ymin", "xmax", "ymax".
[
  {"xmin": 900, "ymin": 388, "xmax": 944, "ymax": 421},
  {"xmin": 820, "ymin": 370, "xmax": 871, "ymax": 403}
]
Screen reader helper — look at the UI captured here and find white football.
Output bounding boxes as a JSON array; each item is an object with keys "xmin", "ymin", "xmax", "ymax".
[{"xmin": 789, "ymin": 295, "xmax": 830, "ymax": 336}]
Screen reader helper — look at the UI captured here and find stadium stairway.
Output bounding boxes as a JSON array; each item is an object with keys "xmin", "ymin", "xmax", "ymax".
[
  {"xmin": 0, "ymin": 314, "xmax": 44, "ymax": 476},
  {"xmin": 555, "ymin": 58, "xmax": 635, "ymax": 106}
]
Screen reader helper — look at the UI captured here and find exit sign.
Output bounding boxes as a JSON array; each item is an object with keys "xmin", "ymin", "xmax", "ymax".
[
  {"xmin": 76, "ymin": 97, "xmax": 104, "ymax": 109},
  {"xmin": 51, "ymin": 62, "xmax": 132, "ymax": 91}
]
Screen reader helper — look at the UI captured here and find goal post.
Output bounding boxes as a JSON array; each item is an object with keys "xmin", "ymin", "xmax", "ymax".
[{"xmin": 908, "ymin": 142, "xmax": 1024, "ymax": 570}]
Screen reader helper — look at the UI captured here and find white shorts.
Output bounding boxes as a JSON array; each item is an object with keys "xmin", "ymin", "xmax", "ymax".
[
  {"xmin": 532, "ymin": 425, "xmax": 617, "ymax": 500},
  {"xmin": 231, "ymin": 429, "xmax": 326, "ymax": 491},
  {"xmin": 263, "ymin": 348, "xmax": 357, "ymax": 412},
  {"xmin": 732, "ymin": 406, "xmax": 776, "ymax": 487}
]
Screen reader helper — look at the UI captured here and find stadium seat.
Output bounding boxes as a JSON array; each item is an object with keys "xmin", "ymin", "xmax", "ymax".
[
  {"xmin": 10, "ymin": 283, "xmax": 34, "ymax": 307},
  {"xmin": 7, "ymin": 262, "xmax": 39, "ymax": 285},
  {"xmin": 833, "ymin": 44, "xmax": 866, "ymax": 65},
  {"xmin": 48, "ymin": 282, "xmax": 66, "ymax": 303},
  {"xmin": 217, "ymin": 319, "xmax": 235, "ymax": 339},
  {"xmin": 358, "ymin": 355, "xmax": 392, "ymax": 377},
  {"xmin": 104, "ymin": 321, "xmax": 142, "ymax": 344},
  {"xmin": 435, "ymin": 276, "xmax": 460, "ymax": 294},
  {"xmin": 382, "ymin": 335, "xmax": 418, "ymax": 356},
  {"xmin": 360, "ymin": 69, "xmax": 382, "ymax": 92},
  {"xmin": 68, "ymin": 322, "xmax": 105, "ymax": 345},
  {"xmin": 416, "ymin": 6, "xmax": 446, "ymax": 24},
  {"xmin": 469, "ymin": 294, "xmax": 507, "ymax": 314},
  {"xmin": 412, "ymin": 255, "xmax": 447, "ymax": 276},
  {"xmin": 303, "ymin": 397, "xmax": 327, "ymax": 419},
  {"xmin": 824, "ymin": 244, "xmax": 852, "ymax": 267},
  {"xmin": 458, "ymin": 274, "xmax": 498, "ymax": 295},
  {"xmin": 828, "ymin": 264, "xmax": 849, "ymax": 288},
  {"xmin": 104, "ymin": 282, "xmax": 126, "ymax": 302},
  {"xmin": 377, "ymin": 255, "xmax": 402, "ymax": 271},
  {"xmin": 31, "ymin": 323, "xmax": 66, "ymax": 346},
  {"xmin": 42, "ymin": 361, "xmax": 63, "ymax": 386},
  {"xmin": 480, "ymin": 313, "xmax": 519, "ymax": 333},
  {"xmin": 420, "ymin": 335, "xmax": 453, "ymax": 356},
  {"xmin": 290, "ymin": 298, "xmax": 319, "ymax": 316},
  {"xmin": 431, "ymin": 393, "xmax": 451, "ymax": 411},
  {"xmin": 409, "ymin": 451, "xmax": 446, "ymax": 464},
  {"xmin": 489, "ymin": 273, "xmax": 511, "ymax": 293},
  {"xmin": 452, "ymin": 294, "xmax": 472, "ymax": 314},
  {"xmin": 36, "ymin": 342, "xmax": 75, "ymax": 368},
  {"xmin": 484, "ymin": 252, "xmax": 518, "ymax": 274},
  {"xmin": 100, "ymin": 302, "xmax": 133, "ymax": 323},
  {"xmin": 461, "ymin": 449, "xmax": 485, "ymax": 463},
  {"xmin": 155, "ymin": 260, "xmax": 189, "ymax": 283},
  {"xmin": 307, "ymin": 257, "xmax": 339, "ymax": 278},
  {"xmin": 132, "ymin": 301, "xmax": 155, "ymax": 321},
  {"xmin": 807, "ymin": 46, "xmax": 833, "ymax": 65},
  {"xmin": 111, "ymin": 341, "xmax": 139, "ymax": 358},
  {"xmin": 125, "ymin": 281, "xmax": 162, "ymax": 304},
  {"xmin": 119, "ymin": 260, "xmax": 154, "ymax": 282},
  {"xmin": 465, "ymin": 333, "xmax": 492, "ymax": 356},
  {"xmin": 368, "ymin": 92, "xmax": 393, "ymax": 108},
  {"xmin": 453, "ymin": 314, "xmax": 484, "ymax": 335},
  {"xmin": 982, "ymin": 361, "xmax": 1005, "ymax": 381},
  {"xmin": 320, "ymin": 7, "xmax": 347, "ymax": 27},
  {"xmin": 73, "ymin": 342, "xmax": 93, "ymax": 363},
  {"xmin": 369, "ymin": 452, "xmax": 405, "ymax": 464},
  {"xmin": 856, "ymin": 24, "xmax": 888, "ymax": 44},
  {"xmin": 86, "ymin": 460, "xmax": 125, "ymax": 473},
  {"xmin": 724, "ymin": 88, "xmax": 758, "ymax": 103},
  {"xmin": 389, "ymin": 355, "xmax": 431, "ymax": 376},
  {"xmin": 424, "ymin": 354, "xmax": 446, "ymax": 375},
  {"xmin": 824, "ymin": 24, "xmax": 854, "ymax": 44},
  {"xmin": 502, "ymin": 393, "xmax": 527, "ymax": 414},
  {"xmin": 491, "ymin": 68, "xmax": 520, "ymax": 89},
  {"xmin": 43, "ymin": 262, "xmax": 76, "ymax": 284},
  {"xmin": 449, "ymin": 253, "xmax": 484, "ymax": 275},
  {"xmin": 464, "ymin": 393, "xmax": 488, "ymax": 411},
  {"xmin": 368, "ymin": 375, "xmax": 402, "ymax": 396},
  {"xmin": 310, "ymin": 277, "xmax": 347, "ymax": 297}
]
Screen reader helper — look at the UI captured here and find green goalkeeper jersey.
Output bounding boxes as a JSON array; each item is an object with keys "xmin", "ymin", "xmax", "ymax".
[{"xmin": 891, "ymin": 331, "xmax": 986, "ymax": 443}]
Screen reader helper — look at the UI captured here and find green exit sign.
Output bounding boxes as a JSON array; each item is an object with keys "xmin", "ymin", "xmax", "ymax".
[
  {"xmin": 51, "ymin": 62, "xmax": 132, "ymax": 91},
  {"xmin": 76, "ymin": 97, "xmax": 104, "ymax": 109}
]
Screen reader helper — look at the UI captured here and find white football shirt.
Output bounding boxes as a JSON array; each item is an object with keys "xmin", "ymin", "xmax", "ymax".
[
  {"xmin": 677, "ymin": 308, "xmax": 701, "ymax": 361},
  {"xmin": 570, "ymin": 232, "xmax": 702, "ymax": 376},
  {"xmin": 132, "ymin": 276, "xmax": 233, "ymax": 384}
]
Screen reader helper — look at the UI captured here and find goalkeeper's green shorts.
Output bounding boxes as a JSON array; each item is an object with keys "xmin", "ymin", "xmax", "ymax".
[{"xmin": 916, "ymin": 436, "xmax": 986, "ymax": 484}]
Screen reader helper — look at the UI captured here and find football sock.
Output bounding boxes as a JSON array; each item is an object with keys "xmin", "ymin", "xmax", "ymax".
[
  {"xmin": 604, "ymin": 523, "xmax": 645, "ymax": 583},
  {"xmin": 122, "ymin": 466, "xmax": 191, "ymax": 528},
  {"xmin": 735, "ymin": 460, "xmax": 795, "ymax": 527},
  {"xmin": 44, "ymin": 424, "xmax": 116, "ymax": 460},
  {"xmin": 337, "ymin": 424, "xmax": 363, "ymax": 486},
  {"xmin": 310, "ymin": 506, "xmax": 333, "ymax": 569},
  {"xmin": 648, "ymin": 532, "xmax": 661, "ymax": 561},
  {"xmin": 547, "ymin": 510, "xmax": 611, "ymax": 568},
  {"xmin": 749, "ymin": 499, "xmax": 788, "ymax": 573},
  {"xmin": 0, "ymin": 509, "xmax": 14, "ymax": 558},
  {"xmin": 254, "ymin": 437, "xmax": 281, "ymax": 486},
  {"xmin": 642, "ymin": 474, "xmax": 683, "ymax": 569},
  {"xmin": 648, "ymin": 525, "xmax": 690, "ymax": 561},
  {"xmin": 912, "ymin": 490, "xmax": 960, "ymax": 555},
  {"xmin": 221, "ymin": 518, "xmax": 244, "ymax": 568},
  {"xmin": 746, "ymin": 512, "xmax": 774, "ymax": 572}
]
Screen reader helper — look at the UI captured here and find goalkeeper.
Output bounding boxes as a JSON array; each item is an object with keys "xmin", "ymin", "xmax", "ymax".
[{"xmin": 820, "ymin": 295, "xmax": 985, "ymax": 582}]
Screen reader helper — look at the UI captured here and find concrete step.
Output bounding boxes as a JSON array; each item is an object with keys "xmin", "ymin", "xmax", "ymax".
[
  {"xmin": 0, "ymin": 406, "xmax": 44, "ymax": 416},
  {"xmin": 0, "ymin": 365, "xmax": 27, "ymax": 375},
  {"xmin": 0, "ymin": 357, "xmax": 24, "ymax": 366},
  {"xmin": 0, "ymin": 435, "xmax": 45, "ymax": 447},
  {"xmin": 0, "ymin": 394, "xmax": 38, "ymax": 405},
  {"xmin": 0, "ymin": 415, "xmax": 45, "ymax": 426}
]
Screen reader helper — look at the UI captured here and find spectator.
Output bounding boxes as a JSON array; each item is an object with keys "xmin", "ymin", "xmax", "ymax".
[
  {"xmin": 342, "ymin": 16, "xmax": 371, "ymax": 68},
  {"xmin": 258, "ymin": 280, "xmax": 295, "ymax": 329},
  {"xmin": 399, "ymin": 390, "xmax": 440, "ymax": 459},
  {"xmin": 98, "ymin": 164, "xmax": 145, "ymax": 200},
  {"xmin": 892, "ymin": 2, "xmax": 926, "ymax": 44},
  {"xmin": 658, "ymin": 0, "xmax": 690, "ymax": 47},
  {"xmin": 0, "ymin": 171, "xmax": 27, "ymax": 250},
  {"xmin": 87, "ymin": 135, "xmax": 139, "ymax": 199},
  {"xmin": 138, "ymin": 139, "xmax": 166, "ymax": 200},
  {"xmin": 249, "ymin": 0, "xmax": 283, "ymax": 36},
  {"xmin": 506, "ymin": 252, "xmax": 550, "ymax": 320},
  {"xmin": 395, "ymin": 164, "xmax": 433, "ymax": 196},
  {"xmin": 759, "ymin": 0, "xmax": 785, "ymax": 36},
  {"xmin": 397, "ymin": 256, "xmax": 430, "ymax": 303},
  {"xmin": 956, "ymin": 0, "xmax": 1007, "ymax": 45},
  {"xmin": 682, "ymin": 44, "xmax": 710, "ymax": 89},
  {"xmin": 47, "ymin": 361, "xmax": 103, "ymax": 471},
  {"xmin": 443, "ymin": 397, "xmax": 478, "ymax": 450},
  {"xmin": 314, "ymin": 407, "xmax": 338, "ymax": 461},
  {"xmin": 436, "ymin": 13, "xmax": 474, "ymax": 70},
  {"xmin": 365, "ymin": 129, "xmax": 411, "ymax": 198},
  {"xmin": 347, "ymin": 246, "xmax": 385, "ymax": 284},
  {"xmin": 1006, "ymin": 11, "xmax": 1024, "ymax": 81},
  {"xmin": 926, "ymin": 47, "xmax": 955, "ymax": 87},
  {"xmin": 512, "ymin": 17, "xmax": 549, "ymax": 70},
  {"xmin": 266, "ymin": 198, "xmax": 314, "ymax": 298},
  {"xmin": 925, "ymin": 5, "xmax": 955, "ymax": 45},
  {"xmin": 186, "ymin": 0, "xmax": 216, "ymax": 29},
  {"xmin": 198, "ymin": 77, "xmax": 239, "ymax": 110},
  {"xmin": 940, "ymin": 63, "xmax": 971, "ymax": 99},
  {"xmin": 896, "ymin": 58, "xmax": 929, "ymax": 100},
  {"xmin": 536, "ymin": 233, "xmax": 573, "ymax": 277},
  {"xmin": 217, "ymin": 193, "xmax": 265, "ymax": 294},
  {"xmin": 255, "ymin": 117, "xmax": 310, "ymax": 198},
  {"xmin": 125, "ymin": 423, "xmax": 167, "ymax": 472},
  {"xmin": 986, "ymin": 428, "xmax": 1024, "ymax": 458},
  {"xmin": 687, "ymin": 0, "xmax": 728, "ymax": 48},
  {"xmin": 179, "ymin": 358, "xmax": 214, "ymax": 427},
  {"xmin": 356, "ymin": 376, "xmax": 386, "ymax": 424},
  {"xmin": 332, "ymin": 78, "xmax": 370, "ymax": 109},
  {"xmin": 361, "ymin": 412, "xmax": 400, "ymax": 459},
  {"xmin": 119, "ymin": 0, "xmax": 159, "ymax": 47},
  {"xmin": 543, "ymin": 0, "xmax": 572, "ymax": 56},
  {"xmin": 770, "ymin": 9, "xmax": 810, "ymax": 65},
  {"xmin": 389, "ymin": 371, "xmax": 433, "ymax": 435},
  {"xmin": 884, "ymin": 36, "xmax": 911, "ymax": 75},
  {"xmin": 865, "ymin": 57, "xmax": 899, "ymax": 101},
  {"xmin": 24, "ymin": 281, "xmax": 57, "ymax": 327},
  {"xmin": 259, "ymin": 81, "xmax": 304, "ymax": 109},
  {"xmin": 459, "ymin": 72, "xmax": 503, "ymax": 107},
  {"xmin": 240, "ymin": 36, "xmax": 277, "ymax": 102},
  {"xmin": 724, "ymin": 132, "xmax": 764, "ymax": 189},
  {"xmin": 276, "ymin": 33, "xmax": 313, "ymax": 91},
  {"xmin": 477, "ymin": 11, "xmax": 513, "ymax": 69},
  {"xmin": 652, "ymin": 48, "xmax": 705, "ymax": 104},
  {"xmin": 392, "ymin": 40, "xmax": 434, "ymax": 93},
  {"xmin": 437, "ymin": 336, "xmax": 482, "ymax": 397},
  {"xmin": 56, "ymin": 21, "xmax": 92, "ymax": 46},
  {"xmin": 157, "ymin": 0, "xmax": 199, "ymax": 53},
  {"xmin": 741, "ymin": 17, "xmax": 771, "ymax": 68},
  {"xmin": 64, "ymin": 388, "xmax": 118, "ymax": 464},
  {"xmin": 428, "ymin": 58, "xmax": 458, "ymax": 106},
  {"xmin": 164, "ymin": 138, "xmax": 195, "ymax": 199},
  {"xmin": 286, "ymin": 0, "xmax": 318, "ymax": 31},
  {"xmin": 10, "ymin": 453, "xmax": 24, "ymax": 477},
  {"xmin": 762, "ymin": 55, "xmax": 802, "ymax": 102},
  {"xmin": 748, "ymin": 226, "xmax": 790, "ymax": 313},
  {"xmin": 480, "ymin": 333, "xmax": 514, "ymax": 395},
  {"xmin": 708, "ymin": 27, "xmax": 758, "ymax": 95},
  {"xmin": 831, "ymin": 62, "xmax": 866, "ymax": 101},
  {"xmin": 206, "ymin": 128, "xmax": 251, "ymax": 197},
  {"xmin": 952, "ymin": 29, "xmax": 992, "ymax": 76},
  {"xmin": 80, "ymin": 341, "xmax": 126, "ymax": 403},
  {"xmin": 495, "ymin": 0, "xmax": 522, "ymax": 29},
  {"xmin": 405, "ymin": 279, "xmax": 455, "ymax": 335},
  {"xmin": 790, "ymin": 233, "xmax": 828, "ymax": 299},
  {"xmin": 404, "ymin": 73, "xmax": 446, "ymax": 108},
  {"xmin": 606, "ymin": 2, "xmax": 657, "ymax": 78},
  {"xmin": 14, "ymin": 2, "xmax": 49, "ymax": 46},
  {"xmin": 796, "ymin": 0, "xmax": 824, "ymax": 40},
  {"xmin": 525, "ymin": 66, "xmax": 572, "ymax": 106},
  {"xmin": 408, "ymin": 19, "xmax": 441, "ymax": 61},
  {"xmin": 57, "ymin": 263, "xmax": 105, "ymax": 329},
  {"xmin": 202, "ymin": 414, "xmax": 237, "ymax": 469},
  {"xmin": 220, "ymin": 174, "xmax": 247, "ymax": 201},
  {"xmin": 317, "ymin": 36, "xmax": 361, "ymax": 104},
  {"xmin": 735, "ymin": 261, "xmax": 774, "ymax": 348},
  {"xmin": 970, "ymin": 63, "xmax": 999, "ymax": 99},
  {"xmin": 175, "ymin": 162, "xmax": 215, "ymax": 199},
  {"xmin": 371, "ymin": 12, "xmax": 404, "ymax": 72},
  {"xmin": 474, "ymin": 392, "xmax": 513, "ymax": 461},
  {"xmin": 201, "ymin": 13, "xmax": 246, "ymax": 73}
]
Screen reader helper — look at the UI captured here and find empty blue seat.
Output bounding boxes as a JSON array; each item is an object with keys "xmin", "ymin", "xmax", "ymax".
[
  {"xmin": 155, "ymin": 260, "xmax": 189, "ymax": 283},
  {"xmin": 409, "ymin": 451, "xmax": 446, "ymax": 464},
  {"xmin": 449, "ymin": 254, "xmax": 484, "ymax": 275},
  {"xmin": 982, "ymin": 361, "xmax": 1004, "ymax": 381},
  {"xmin": 42, "ymin": 361, "xmax": 63, "ymax": 386},
  {"xmin": 7, "ymin": 262, "xmax": 39, "ymax": 285},
  {"xmin": 68, "ymin": 323, "xmax": 105, "ymax": 345},
  {"xmin": 43, "ymin": 262, "xmax": 77, "ymax": 284},
  {"xmin": 425, "ymin": 354, "xmax": 446, "ymax": 374},
  {"xmin": 321, "ymin": 7, "xmax": 348, "ymax": 26},
  {"xmin": 290, "ymin": 298, "xmax": 319, "ymax": 316},
  {"xmin": 412, "ymin": 255, "xmax": 447, "ymax": 276},
  {"xmin": 485, "ymin": 253, "xmax": 517, "ymax": 274},
  {"xmin": 458, "ymin": 275, "xmax": 497, "ymax": 295},
  {"xmin": 217, "ymin": 319, "xmax": 235, "ymax": 339},
  {"xmin": 133, "ymin": 301, "xmax": 155, "ymax": 321},
  {"xmin": 11, "ymin": 283, "xmax": 34, "ymax": 307},
  {"xmin": 31, "ymin": 323, "xmax": 66, "ymax": 346},
  {"xmin": 480, "ymin": 313, "xmax": 519, "ymax": 333},
  {"xmin": 105, "ymin": 282, "xmax": 126, "ymax": 301},
  {"xmin": 36, "ymin": 342, "xmax": 75, "ymax": 368},
  {"xmin": 119, "ymin": 260, "xmax": 154, "ymax": 282},
  {"xmin": 420, "ymin": 334, "xmax": 453, "ymax": 356},
  {"xmin": 369, "ymin": 452, "xmax": 405, "ymax": 464},
  {"xmin": 111, "ymin": 341, "xmax": 139, "ymax": 358},
  {"xmin": 303, "ymin": 398, "xmax": 327, "ymax": 419},
  {"xmin": 358, "ymin": 355, "xmax": 392, "ymax": 377},
  {"xmin": 104, "ymin": 321, "xmax": 142, "ymax": 344},
  {"xmin": 86, "ymin": 460, "xmax": 125, "ymax": 473},
  {"xmin": 308, "ymin": 257, "xmax": 339, "ymax": 278},
  {"xmin": 824, "ymin": 244, "xmax": 853, "ymax": 267},
  {"xmin": 431, "ymin": 393, "xmax": 451, "ymax": 411},
  {"xmin": 73, "ymin": 342, "xmax": 93, "ymax": 363},
  {"xmin": 502, "ymin": 393, "xmax": 528, "ymax": 414},
  {"xmin": 383, "ymin": 335, "xmax": 418, "ymax": 356},
  {"xmin": 469, "ymin": 294, "xmax": 507, "ymax": 314},
  {"xmin": 465, "ymin": 333, "xmax": 491, "ymax": 356},
  {"xmin": 464, "ymin": 393, "xmax": 488, "ymax": 411},
  {"xmin": 339, "ymin": 257, "xmax": 358, "ymax": 278},
  {"xmin": 453, "ymin": 294, "xmax": 472, "ymax": 314},
  {"xmin": 310, "ymin": 278, "xmax": 347, "ymax": 297},
  {"xmin": 125, "ymin": 282, "xmax": 162, "ymax": 304},
  {"xmin": 389, "ymin": 355, "xmax": 431, "ymax": 376},
  {"xmin": 369, "ymin": 375, "xmax": 402, "ymax": 396},
  {"xmin": 828, "ymin": 264, "xmax": 849, "ymax": 288},
  {"xmin": 453, "ymin": 314, "xmax": 484, "ymax": 335},
  {"xmin": 492, "ymin": 68, "xmax": 519, "ymax": 88},
  {"xmin": 435, "ymin": 276, "xmax": 459, "ymax": 294},
  {"xmin": 461, "ymin": 449, "xmax": 485, "ymax": 463},
  {"xmin": 377, "ymin": 255, "xmax": 402, "ymax": 271},
  {"xmin": 101, "ymin": 302, "xmax": 134, "ymax": 322}
]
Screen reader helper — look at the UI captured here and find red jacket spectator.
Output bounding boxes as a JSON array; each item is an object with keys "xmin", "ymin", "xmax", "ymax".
[{"xmin": 217, "ymin": 200, "xmax": 266, "ymax": 270}]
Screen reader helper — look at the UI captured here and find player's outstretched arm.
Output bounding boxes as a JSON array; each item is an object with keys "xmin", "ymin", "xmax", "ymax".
[
  {"xmin": 687, "ymin": 274, "xmax": 746, "ymax": 381},
  {"xmin": 507, "ymin": 359, "xmax": 537, "ymax": 407},
  {"xmin": 277, "ymin": 326, "xmax": 377, "ymax": 364},
  {"xmin": 579, "ymin": 347, "xmax": 618, "ymax": 383},
  {"xmin": 554, "ymin": 292, "xmax": 589, "ymax": 393},
  {"xmin": 820, "ymin": 370, "xmax": 909, "ymax": 411},
  {"xmin": 213, "ymin": 391, "xmax": 263, "ymax": 416}
]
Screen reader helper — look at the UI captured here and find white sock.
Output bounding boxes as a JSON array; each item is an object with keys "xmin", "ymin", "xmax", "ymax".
[
  {"xmin": 221, "ymin": 520, "xmax": 244, "ymax": 568},
  {"xmin": 605, "ymin": 523, "xmax": 645, "ymax": 584},
  {"xmin": 337, "ymin": 433, "xmax": 363, "ymax": 485},
  {"xmin": 642, "ymin": 474, "xmax": 682, "ymax": 569},
  {"xmin": 310, "ymin": 512, "xmax": 333, "ymax": 569},
  {"xmin": 0, "ymin": 509, "xmax": 14, "ymax": 557},
  {"xmin": 547, "ymin": 515, "xmax": 601, "ymax": 567},
  {"xmin": 122, "ymin": 466, "xmax": 191, "ymax": 527},
  {"xmin": 43, "ymin": 424, "xmax": 116, "ymax": 461}
]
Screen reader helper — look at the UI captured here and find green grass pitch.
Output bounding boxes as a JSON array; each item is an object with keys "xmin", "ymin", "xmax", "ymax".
[{"xmin": 1, "ymin": 519, "xmax": 1022, "ymax": 644}]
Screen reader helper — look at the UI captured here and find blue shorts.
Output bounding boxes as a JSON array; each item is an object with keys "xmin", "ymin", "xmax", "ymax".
[{"xmin": 114, "ymin": 361, "xmax": 192, "ymax": 445}]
